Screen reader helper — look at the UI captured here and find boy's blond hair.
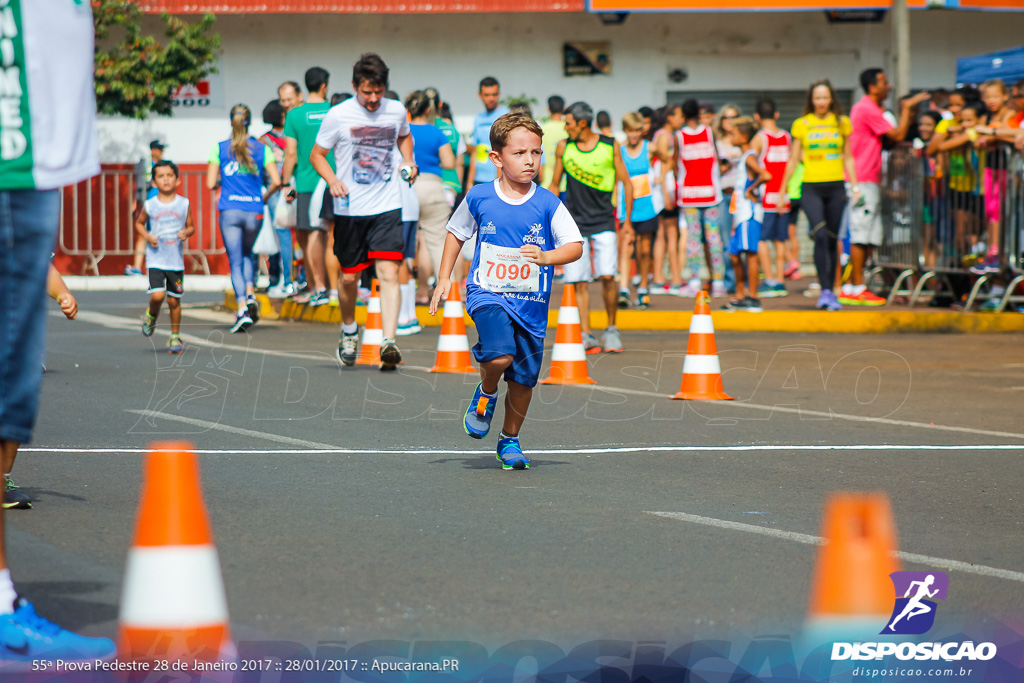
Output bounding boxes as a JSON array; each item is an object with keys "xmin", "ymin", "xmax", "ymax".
[
  {"xmin": 622, "ymin": 111, "xmax": 644, "ymax": 132},
  {"xmin": 489, "ymin": 113, "xmax": 543, "ymax": 152}
]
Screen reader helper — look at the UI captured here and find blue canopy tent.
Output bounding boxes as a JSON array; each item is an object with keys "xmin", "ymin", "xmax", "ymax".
[{"xmin": 956, "ymin": 46, "xmax": 1024, "ymax": 86}]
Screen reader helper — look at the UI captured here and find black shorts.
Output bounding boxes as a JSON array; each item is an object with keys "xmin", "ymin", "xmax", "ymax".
[
  {"xmin": 659, "ymin": 207, "xmax": 679, "ymax": 219},
  {"xmin": 148, "ymin": 269, "xmax": 184, "ymax": 298},
  {"xmin": 296, "ymin": 187, "xmax": 332, "ymax": 232},
  {"xmin": 788, "ymin": 199, "xmax": 802, "ymax": 225},
  {"xmin": 333, "ymin": 209, "xmax": 405, "ymax": 273},
  {"xmin": 632, "ymin": 216, "xmax": 660, "ymax": 235}
]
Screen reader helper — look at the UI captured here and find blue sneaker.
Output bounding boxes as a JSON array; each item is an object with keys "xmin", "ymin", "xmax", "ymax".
[
  {"xmin": 496, "ymin": 435, "xmax": 530, "ymax": 470},
  {"xmin": 464, "ymin": 383, "xmax": 497, "ymax": 439},
  {"xmin": 0, "ymin": 598, "xmax": 116, "ymax": 672}
]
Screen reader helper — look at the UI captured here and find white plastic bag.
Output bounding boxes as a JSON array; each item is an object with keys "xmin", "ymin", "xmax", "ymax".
[
  {"xmin": 254, "ymin": 209, "xmax": 280, "ymax": 255},
  {"xmin": 274, "ymin": 191, "xmax": 296, "ymax": 229}
]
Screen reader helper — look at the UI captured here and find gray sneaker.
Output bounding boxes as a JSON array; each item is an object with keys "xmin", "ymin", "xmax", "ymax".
[
  {"xmin": 582, "ymin": 331, "xmax": 601, "ymax": 355},
  {"xmin": 337, "ymin": 330, "xmax": 359, "ymax": 367},
  {"xmin": 602, "ymin": 326, "xmax": 623, "ymax": 353}
]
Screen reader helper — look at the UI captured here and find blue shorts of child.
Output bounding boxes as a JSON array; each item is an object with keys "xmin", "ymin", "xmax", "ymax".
[{"xmin": 470, "ymin": 305, "xmax": 545, "ymax": 388}]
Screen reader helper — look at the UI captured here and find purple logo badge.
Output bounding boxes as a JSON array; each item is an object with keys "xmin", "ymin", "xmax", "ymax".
[{"xmin": 882, "ymin": 571, "xmax": 950, "ymax": 635}]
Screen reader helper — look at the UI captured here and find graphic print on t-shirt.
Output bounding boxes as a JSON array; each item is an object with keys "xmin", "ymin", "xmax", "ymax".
[{"xmin": 351, "ymin": 126, "xmax": 397, "ymax": 185}]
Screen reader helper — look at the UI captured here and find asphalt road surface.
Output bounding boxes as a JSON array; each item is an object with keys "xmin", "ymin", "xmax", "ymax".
[{"xmin": 11, "ymin": 292, "xmax": 1024, "ymax": 667}]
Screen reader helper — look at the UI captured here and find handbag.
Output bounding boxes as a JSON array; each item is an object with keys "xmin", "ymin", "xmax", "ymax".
[
  {"xmin": 254, "ymin": 209, "xmax": 280, "ymax": 255},
  {"xmin": 274, "ymin": 191, "xmax": 297, "ymax": 229}
]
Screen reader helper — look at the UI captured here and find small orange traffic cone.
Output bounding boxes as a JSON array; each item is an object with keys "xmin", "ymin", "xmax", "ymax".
[
  {"xmin": 356, "ymin": 279, "xmax": 383, "ymax": 366},
  {"xmin": 671, "ymin": 291, "xmax": 733, "ymax": 400},
  {"xmin": 430, "ymin": 285, "xmax": 475, "ymax": 373},
  {"xmin": 541, "ymin": 285, "xmax": 596, "ymax": 385},
  {"xmin": 808, "ymin": 492, "xmax": 901, "ymax": 622},
  {"xmin": 118, "ymin": 442, "xmax": 234, "ymax": 664}
]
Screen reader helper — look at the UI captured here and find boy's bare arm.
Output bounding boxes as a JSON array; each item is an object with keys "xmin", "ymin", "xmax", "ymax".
[
  {"xmin": 521, "ymin": 242, "xmax": 583, "ymax": 267},
  {"xmin": 429, "ymin": 232, "xmax": 468, "ymax": 315},
  {"xmin": 179, "ymin": 207, "xmax": 196, "ymax": 241},
  {"xmin": 47, "ymin": 265, "xmax": 77, "ymax": 320},
  {"xmin": 134, "ymin": 207, "xmax": 158, "ymax": 246}
]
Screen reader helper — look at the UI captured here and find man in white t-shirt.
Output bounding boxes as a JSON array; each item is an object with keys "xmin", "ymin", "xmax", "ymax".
[{"xmin": 311, "ymin": 53, "xmax": 418, "ymax": 371}]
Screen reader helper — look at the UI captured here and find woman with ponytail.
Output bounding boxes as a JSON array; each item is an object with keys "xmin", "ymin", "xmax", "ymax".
[{"xmin": 207, "ymin": 103, "xmax": 281, "ymax": 333}]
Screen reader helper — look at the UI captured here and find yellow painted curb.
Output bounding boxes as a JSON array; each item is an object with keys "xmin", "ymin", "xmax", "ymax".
[{"xmin": 225, "ymin": 291, "xmax": 1024, "ymax": 334}]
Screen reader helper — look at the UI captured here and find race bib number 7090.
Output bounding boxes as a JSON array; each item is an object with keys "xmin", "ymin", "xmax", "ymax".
[{"xmin": 478, "ymin": 242, "xmax": 540, "ymax": 293}]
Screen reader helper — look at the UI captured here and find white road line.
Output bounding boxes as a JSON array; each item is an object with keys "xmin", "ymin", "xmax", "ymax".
[
  {"xmin": 644, "ymin": 511, "xmax": 1024, "ymax": 584},
  {"xmin": 74, "ymin": 310, "xmax": 1024, "ymax": 441},
  {"xmin": 74, "ymin": 311, "xmax": 328, "ymax": 363},
  {"xmin": 124, "ymin": 410, "xmax": 339, "ymax": 449},
  {"xmin": 21, "ymin": 443, "xmax": 1024, "ymax": 456},
  {"xmin": 568, "ymin": 384, "xmax": 1024, "ymax": 441}
]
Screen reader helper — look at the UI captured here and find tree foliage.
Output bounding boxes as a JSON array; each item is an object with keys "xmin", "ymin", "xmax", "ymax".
[{"xmin": 93, "ymin": 1, "xmax": 220, "ymax": 119}]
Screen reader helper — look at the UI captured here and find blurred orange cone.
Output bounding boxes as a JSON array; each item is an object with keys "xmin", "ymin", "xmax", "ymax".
[
  {"xmin": 671, "ymin": 291, "xmax": 733, "ymax": 400},
  {"xmin": 118, "ymin": 442, "xmax": 234, "ymax": 664},
  {"xmin": 808, "ymin": 492, "xmax": 901, "ymax": 622},
  {"xmin": 541, "ymin": 285, "xmax": 596, "ymax": 385},
  {"xmin": 356, "ymin": 279, "xmax": 383, "ymax": 366},
  {"xmin": 430, "ymin": 286, "xmax": 475, "ymax": 373}
]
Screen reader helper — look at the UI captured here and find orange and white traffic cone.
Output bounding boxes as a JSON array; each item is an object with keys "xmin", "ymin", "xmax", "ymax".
[
  {"xmin": 541, "ymin": 285, "xmax": 596, "ymax": 385},
  {"xmin": 671, "ymin": 291, "xmax": 733, "ymax": 400},
  {"xmin": 118, "ymin": 441, "xmax": 234, "ymax": 664},
  {"xmin": 798, "ymin": 492, "xmax": 902, "ymax": 656},
  {"xmin": 356, "ymin": 279, "xmax": 383, "ymax": 366},
  {"xmin": 430, "ymin": 285, "xmax": 475, "ymax": 373},
  {"xmin": 807, "ymin": 492, "xmax": 901, "ymax": 625}
]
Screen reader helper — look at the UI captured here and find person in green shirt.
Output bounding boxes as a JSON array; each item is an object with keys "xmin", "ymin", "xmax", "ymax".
[{"xmin": 282, "ymin": 67, "xmax": 334, "ymax": 306}]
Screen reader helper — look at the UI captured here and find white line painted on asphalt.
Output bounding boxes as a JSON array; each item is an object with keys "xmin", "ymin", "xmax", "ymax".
[
  {"xmin": 74, "ymin": 311, "xmax": 338, "ymax": 363},
  {"xmin": 73, "ymin": 310, "xmax": 1024, "ymax": 442},
  {"xmin": 644, "ymin": 511, "xmax": 1024, "ymax": 584},
  {"xmin": 124, "ymin": 410, "xmax": 340, "ymax": 450},
  {"xmin": 570, "ymin": 384, "xmax": 1024, "ymax": 441},
  {"xmin": 22, "ymin": 443, "xmax": 1024, "ymax": 456}
]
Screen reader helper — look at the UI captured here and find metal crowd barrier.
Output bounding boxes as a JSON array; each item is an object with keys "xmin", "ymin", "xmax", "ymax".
[
  {"xmin": 873, "ymin": 143, "xmax": 1024, "ymax": 311},
  {"xmin": 59, "ymin": 163, "xmax": 225, "ymax": 275}
]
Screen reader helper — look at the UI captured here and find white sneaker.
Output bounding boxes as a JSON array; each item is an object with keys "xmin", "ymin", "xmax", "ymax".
[
  {"xmin": 681, "ymin": 280, "xmax": 703, "ymax": 297},
  {"xmin": 711, "ymin": 281, "xmax": 726, "ymax": 298},
  {"xmin": 267, "ymin": 284, "xmax": 290, "ymax": 299},
  {"xmin": 396, "ymin": 320, "xmax": 422, "ymax": 336}
]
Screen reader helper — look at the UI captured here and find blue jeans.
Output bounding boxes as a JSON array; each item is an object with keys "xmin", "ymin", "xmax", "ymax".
[
  {"xmin": 219, "ymin": 210, "xmax": 261, "ymax": 301},
  {"xmin": 0, "ymin": 190, "xmax": 60, "ymax": 444}
]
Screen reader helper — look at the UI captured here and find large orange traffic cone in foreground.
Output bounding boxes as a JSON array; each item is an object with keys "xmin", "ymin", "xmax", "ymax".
[
  {"xmin": 672, "ymin": 291, "xmax": 733, "ymax": 400},
  {"xmin": 807, "ymin": 492, "xmax": 900, "ymax": 623},
  {"xmin": 119, "ymin": 442, "xmax": 234, "ymax": 664},
  {"xmin": 541, "ymin": 285, "xmax": 596, "ymax": 385},
  {"xmin": 356, "ymin": 279, "xmax": 383, "ymax": 366},
  {"xmin": 430, "ymin": 286, "xmax": 475, "ymax": 373}
]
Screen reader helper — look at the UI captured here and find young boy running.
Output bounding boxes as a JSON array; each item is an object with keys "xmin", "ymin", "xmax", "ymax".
[
  {"xmin": 135, "ymin": 160, "xmax": 195, "ymax": 352},
  {"xmin": 429, "ymin": 113, "xmax": 583, "ymax": 470},
  {"xmin": 723, "ymin": 118, "xmax": 768, "ymax": 312}
]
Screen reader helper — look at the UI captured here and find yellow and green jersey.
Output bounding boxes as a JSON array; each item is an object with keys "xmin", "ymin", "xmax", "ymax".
[{"xmin": 563, "ymin": 135, "xmax": 616, "ymax": 236}]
